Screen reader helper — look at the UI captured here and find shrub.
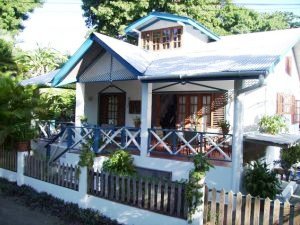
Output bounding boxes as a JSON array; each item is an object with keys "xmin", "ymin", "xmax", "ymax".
[
  {"xmin": 244, "ymin": 160, "xmax": 281, "ymax": 199},
  {"xmin": 102, "ymin": 150, "xmax": 136, "ymax": 176},
  {"xmin": 258, "ymin": 115, "xmax": 287, "ymax": 135},
  {"xmin": 0, "ymin": 178, "xmax": 121, "ymax": 225}
]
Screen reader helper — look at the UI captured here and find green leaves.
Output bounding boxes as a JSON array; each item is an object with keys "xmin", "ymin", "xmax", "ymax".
[
  {"xmin": 82, "ymin": 0, "xmax": 293, "ymax": 38},
  {"xmin": 244, "ymin": 160, "xmax": 281, "ymax": 199},
  {"xmin": 102, "ymin": 150, "xmax": 136, "ymax": 176},
  {"xmin": 258, "ymin": 115, "xmax": 287, "ymax": 135},
  {"xmin": 0, "ymin": 0, "xmax": 41, "ymax": 35}
]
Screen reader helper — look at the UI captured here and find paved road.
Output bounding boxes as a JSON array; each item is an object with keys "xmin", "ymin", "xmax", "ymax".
[{"xmin": 0, "ymin": 193, "xmax": 65, "ymax": 225}]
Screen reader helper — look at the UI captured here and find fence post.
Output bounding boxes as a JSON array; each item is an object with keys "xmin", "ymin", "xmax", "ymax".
[
  {"xmin": 190, "ymin": 179, "xmax": 205, "ymax": 225},
  {"xmin": 78, "ymin": 166, "xmax": 88, "ymax": 208},
  {"xmin": 17, "ymin": 151, "xmax": 27, "ymax": 186}
]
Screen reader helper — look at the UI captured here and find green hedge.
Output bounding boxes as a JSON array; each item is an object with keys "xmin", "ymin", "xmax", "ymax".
[{"xmin": 0, "ymin": 178, "xmax": 122, "ymax": 225}]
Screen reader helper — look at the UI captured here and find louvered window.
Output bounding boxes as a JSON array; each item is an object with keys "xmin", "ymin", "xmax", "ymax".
[
  {"xmin": 277, "ymin": 93, "xmax": 298, "ymax": 124},
  {"xmin": 141, "ymin": 26, "xmax": 183, "ymax": 51},
  {"xmin": 176, "ymin": 93, "xmax": 227, "ymax": 129}
]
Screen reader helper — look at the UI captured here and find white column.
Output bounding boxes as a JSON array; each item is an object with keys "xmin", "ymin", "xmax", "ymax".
[
  {"xmin": 17, "ymin": 152, "xmax": 27, "ymax": 186},
  {"xmin": 78, "ymin": 166, "xmax": 88, "ymax": 208},
  {"xmin": 75, "ymin": 83, "xmax": 85, "ymax": 126},
  {"xmin": 140, "ymin": 82, "xmax": 152, "ymax": 158},
  {"xmin": 231, "ymin": 80, "xmax": 244, "ymax": 192}
]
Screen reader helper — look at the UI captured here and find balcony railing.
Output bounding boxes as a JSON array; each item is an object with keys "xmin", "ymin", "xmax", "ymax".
[
  {"xmin": 148, "ymin": 128, "xmax": 232, "ymax": 161},
  {"xmin": 37, "ymin": 121, "xmax": 232, "ymax": 162},
  {"xmin": 48, "ymin": 125, "xmax": 141, "ymax": 161}
]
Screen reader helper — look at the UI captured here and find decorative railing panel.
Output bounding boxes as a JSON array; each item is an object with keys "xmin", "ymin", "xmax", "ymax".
[
  {"xmin": 148, "ymin": 128, "xmax": 232, "ymax": 161},
  {"xmin": 36, "ymin": 120, "xmax": 74, "ymax": 139},
  {"xmin": 88, "ymin": 170, "xmax": 187, "ymax": 219},
  {"xmin": 24, "ymin": 155, "xmax": 79, "ymax": 191},
  {"xmin": 0, "ymin": 149, "xmax": 17, "ymax": 172}
]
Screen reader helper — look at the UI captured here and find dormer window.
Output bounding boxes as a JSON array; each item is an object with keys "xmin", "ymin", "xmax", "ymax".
[{"xmin": 141, "ymin": 26, "xmax": 183, "ymax": 51}]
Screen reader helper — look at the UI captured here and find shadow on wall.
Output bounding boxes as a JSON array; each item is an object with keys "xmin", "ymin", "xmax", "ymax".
[{"xmin": 243, "ymin": 141, "xmax": 268, "ymax": 165}]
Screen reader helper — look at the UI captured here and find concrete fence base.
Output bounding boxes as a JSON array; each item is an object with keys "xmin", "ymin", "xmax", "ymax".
[{"xmin": 0, "ymin": 152, "xmax": 203, "ymax": 225}]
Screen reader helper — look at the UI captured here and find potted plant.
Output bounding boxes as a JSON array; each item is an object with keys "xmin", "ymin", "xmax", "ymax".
[
  {"xmin": 218, "ymin": 120, "xmax": 230, "ymax": 136},
  {"xmin": 258, "ymin": 115, "xmax": 287, "ymax": 135},
  {"xmin": 133, "ymin": 116, "xmax": 141, "ymax": 128},
  {"xmin": 244, "ymin": 160, "xmax": 281, "ymax": 199},
  {"xmin": 14, "ymin": 123, "xmax": 37, "ymax": 152}
]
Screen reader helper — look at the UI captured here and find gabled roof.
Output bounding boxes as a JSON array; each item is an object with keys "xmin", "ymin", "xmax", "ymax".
[
  {"xmin": 51, "ymin": 32, "xmax": 154, "ymax": 87},
  {"xmin": 125, "ymin": 11, "xmax": 220, "ymax": 41},
  {"xmin": 49, "ymin": 28, "xmax": 300, "ymax": 87}
]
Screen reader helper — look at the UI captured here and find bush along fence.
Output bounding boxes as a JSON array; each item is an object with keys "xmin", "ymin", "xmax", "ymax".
[
  {"xmin": 24, "ymin": 155, "xmax": 79, "ymax": 191},
  {"xmin": 203, "ymin": 187, "xmax": 300, "ymax": 225},
  {"xmin": 0, "ymin": 148, "xmax": 17, "ymax": 172},
  {"xmin": 88, "ymin": 169, "xmax": 188, "ymax": 219}
]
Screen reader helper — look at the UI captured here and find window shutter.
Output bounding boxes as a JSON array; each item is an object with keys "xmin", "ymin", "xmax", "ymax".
[
  {"xmin": 277, "ymin": 93, "xmax": 283, "ymax": 114},
  {"xmin": 117, "ymin": 94, "xmax": 126, "ymax": 126},
  {"xmin": 212, "ymin": 93, "xmax": 227, "ymax": 127},
  {"xmin": 99, "ymin": 94, "xmax": 109, "ymax": 125}
]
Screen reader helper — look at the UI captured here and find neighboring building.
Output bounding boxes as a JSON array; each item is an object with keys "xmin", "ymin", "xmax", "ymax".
[{"xmin": 28, "ymin": 12, "xmax": 300, "ymax": 192}]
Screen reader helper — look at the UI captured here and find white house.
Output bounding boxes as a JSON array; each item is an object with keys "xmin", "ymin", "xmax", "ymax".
[{"xmin": 29, "ymin": 12, "xmax": 300, "ymax": 192}]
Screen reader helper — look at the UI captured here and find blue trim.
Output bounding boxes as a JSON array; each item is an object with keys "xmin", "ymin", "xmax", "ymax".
[
  {"xmin": 125, "ymin": 11, "xmax": 220, "ymax": 41},
  {"xmin": 91, "ymin": 34, "xmax": 142, "ymax": 76},
  {"xmin": 138, "ymin": 18, "xmax": 160, "ymax": 31},
  {"xmin": 52, "ymin": 38, "xmax": 94, "ymax": 87}
]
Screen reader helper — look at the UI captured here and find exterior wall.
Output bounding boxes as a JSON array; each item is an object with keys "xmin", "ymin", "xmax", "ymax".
[
  {"xmin": 80, "ymin": 80, "xmax": 234, "ymax": 127},
  {"xmin": 205, "ymin": 165, "xmax": 233, "ymax": 192},
  {"xmin": 227, "ymin": 49, "xmax": 300, "ymax": 134},
  {"xmin": 83, "ymin": 80, "xmax": 142, "ymax": 126}
]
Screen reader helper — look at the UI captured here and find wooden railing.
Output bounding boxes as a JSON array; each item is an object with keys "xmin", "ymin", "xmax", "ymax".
[
  {"xmin": 148, "ymin": 128, "xmax": 232, "ymax": 161},
  {"xmin": 204, "ymin": 186, "xmax": 300, "ymax": 225},
  {"xmin": 36, "ymin": 120, "xmax": 74, "ymax": 139},
  {"xmin": 88, "ymin": 170, "xmax": 187, "ymax": 219},
  {"xmin": 24, "ymin": 156, "xmax": 79, "ymax": 191},
  {"xmin": 0, "ymin": 149, "xmax": 17, "ymax": 172},
  {"xmin": 50, "ymin": 126, "xmax": 141, "ymax": 162}
]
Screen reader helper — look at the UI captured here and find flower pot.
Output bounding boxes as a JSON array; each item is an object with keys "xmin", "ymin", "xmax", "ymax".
[{"xmin": 16, "ymin": 141, "xmax": 30, "ymax": 152}]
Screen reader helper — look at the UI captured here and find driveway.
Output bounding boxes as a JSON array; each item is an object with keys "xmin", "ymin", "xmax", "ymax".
[{"xmin": 0, "ymin": 192, "xmax": 65, "ymax": 225}]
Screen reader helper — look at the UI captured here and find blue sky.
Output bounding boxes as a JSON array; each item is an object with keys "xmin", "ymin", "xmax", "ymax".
[
  {"xmin": 234, "ymin": 0, "xmax": 300, "ymax": 16},
  {"xmin": 16, "ymin": 0, "xmax": 300, "ymax": 53}
]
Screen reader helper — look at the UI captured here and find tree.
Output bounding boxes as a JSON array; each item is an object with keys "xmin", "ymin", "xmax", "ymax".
[
  {"xmin": 16, "ymin": 47, "xmax": 68, "ymax": 78},
  {"xmin": 82, "ymin": 0, "xmax": 293, "ymax": 37},
  {"xmin": 0, "ymin": 0, "xmax": 41, "ymax": 35}
]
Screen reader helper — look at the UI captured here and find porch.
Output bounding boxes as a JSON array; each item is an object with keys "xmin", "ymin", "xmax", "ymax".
[{"xmin": 40, "ymin": 122, "xmax": 232, "ymax": 165}]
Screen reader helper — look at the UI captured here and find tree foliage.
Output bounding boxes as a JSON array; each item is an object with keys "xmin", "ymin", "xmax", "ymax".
[
  {"xmin": 0, "ymin": 0, "xmax": 41, "ymax": 35},
  {"xmin": 82, "ymin": 0, "xmax": 294, "ymax": 37},
  {"xmin": 17, "ymin": 47, "xmax": 68, "ymax": 78}
]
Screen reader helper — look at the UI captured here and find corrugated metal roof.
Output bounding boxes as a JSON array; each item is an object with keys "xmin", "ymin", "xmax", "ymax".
[
  {"xmin": 20, "ymin": 70, "xmax": 58, "ymax": 86},
  {"xmin": 42, "ymin": 28, "xmax": 300, "ymax": 86},
  {"xmin": 92, "ymin": 33, "xmax": 154, "ymax": 74},
  {"xmin": 143, "ymin": 28, "xmax": 300, "ymax": 79}
]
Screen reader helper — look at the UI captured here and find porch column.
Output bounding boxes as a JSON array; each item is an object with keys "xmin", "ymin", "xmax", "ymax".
[
  {"xmin": 232, "ymin": 80, "xmax": 244, "ymax": 192},
  {"xmin": 140, "ymin": 82, "xmax": 152, "ymax": 158},
  {"xmin": 75, "ymin": 83, "xmax": 85, "ymax": 126}
]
